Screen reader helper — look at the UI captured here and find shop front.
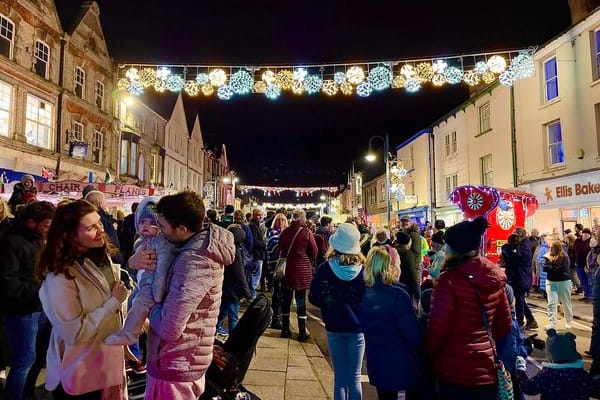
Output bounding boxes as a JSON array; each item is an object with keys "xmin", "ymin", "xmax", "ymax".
[
  {"xmin": 522, "ymin": 170, "xmax": 600, "ymax": 235},
  {"xmin": 397, "ymin": 205, "xmax": 430, "ymax": 231},
  {"xmin": 433, "ymin": 204, "xmax": 463, "ymax": 227}
]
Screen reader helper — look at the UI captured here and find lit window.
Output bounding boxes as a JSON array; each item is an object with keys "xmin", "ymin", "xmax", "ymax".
[
  {"xmin": 544, "ymin": 57, "xmax": 558, "ymax": 101},
  {"xmin": 0, "ymin": 80, "xmax": 12, "ymax": 137},
  {"xmin": 546, "ymin": 120, "xmax": 564, "ymax": 166},
  {"xmin": 479, "ymin": 102, "xmax": 490, "ymax": 132},
  {"xmin": 0, "ymin": 15, "xmax": 14, "ymax": 58},
  {"xmin": 594, "ymin": 30, "xmax": 600, "ymax": 80},
  {"xmin": 25, "ymin": 94, "xmax": 53, "ymax": 149},
  {"xmin": 75, "ymin": 67, "xmax": 85, "ymax": 98}
]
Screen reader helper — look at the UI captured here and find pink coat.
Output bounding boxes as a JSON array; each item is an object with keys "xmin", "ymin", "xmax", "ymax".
[{"xmin": 147, "ymin": 224, "xmax": 235, "ymax": 382}]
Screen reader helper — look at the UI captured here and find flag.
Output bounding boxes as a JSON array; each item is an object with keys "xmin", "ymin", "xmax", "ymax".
[
  {"xmin": 0, "ymin": 171, "xmax": 5, "ymax": 193},
  {"xmin": 104, "ymin": 170, "xmax": 112, "ymax": 184},
  {"xmin": 41, "ymin": 166, "xmax": 54, "ymax": 180}
]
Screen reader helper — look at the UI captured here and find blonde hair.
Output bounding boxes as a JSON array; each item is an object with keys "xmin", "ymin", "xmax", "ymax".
[
  {"xmin": 364, "ymin": 247, "xmax": 396, "ymax": 287},
  {"xmin": 272, "ymin": 213, "xmax": 288, "ymax": 230},
  {"xmin": 325, "ymin": 247, "xmax": 365, "ymax": 266},
  {"xmin": 0, "ymin": 197, "xmax": 11, "ymax": 220}
]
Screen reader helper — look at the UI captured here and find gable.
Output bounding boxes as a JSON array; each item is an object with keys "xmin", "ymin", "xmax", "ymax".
[
  {"xmin": 68, "ymin": 2, "xmax": 111, "ymax": 67},
  {"xmin": 168, "ymin": 94, "xmax": 189, "ymax": 135}
]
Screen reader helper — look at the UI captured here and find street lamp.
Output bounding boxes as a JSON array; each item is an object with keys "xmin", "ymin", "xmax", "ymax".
[
  {"xmin": 223, "ymin": 172, "xmax": 239, "ymax": 205},
  {"xmin": 365, "ymin": 133, "xmax": 392, "ymax": 227}
]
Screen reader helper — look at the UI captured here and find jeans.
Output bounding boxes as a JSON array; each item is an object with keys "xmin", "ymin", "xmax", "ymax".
[
  {"xmin": 576, "ymin": 265, "xmax": 592, "ymax": 299},
  {"xmin": 23, "ymin": 312, "xmax": 52, "ymax": 398},
  {"xmin": 437, "ymin": 380, "xmax": 496, "ymax": 400},
  {"xmin": 281, "ymin": 287, "xmax": 307, "ymax": 318},
  {"xmin": 52, "ymin": 383, "xmax": 102, "ymax": 399},
  {"xmin": 127, "ymin": 286, "xmax": 143, "ymax": 360},
  {"xmin": 247, "ymin": 259, "xmax": 263, "ymax": 299},
  {"xmin": 217, "ymin": 299, "xmax": 241, "ymax": 333},
  {"xmin": 326, "ymin": 331, "xmax": 365, "ymax": 400},
  {"xmin": 513, "ymin": 287, "xmax": 534, "ymax": 325},
  {"xmin": 546, "ymin": 280, "xmax": 573, "ymax": 327},
  {"xmin": 5, "ymin": 312, "xmax": 41, "ymax": 400}
]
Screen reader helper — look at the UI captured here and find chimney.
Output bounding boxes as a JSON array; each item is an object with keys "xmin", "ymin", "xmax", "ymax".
[{"xmin": 569, "ymin": 0, "xmax": 600, "ymax": 24}]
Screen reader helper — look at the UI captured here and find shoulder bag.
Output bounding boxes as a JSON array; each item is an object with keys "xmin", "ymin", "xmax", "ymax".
[
  {"xmin": 274, "ymin": 228, "xmax": 303, "ymax": 281},
  {"xmin": 463, "ymin": 272, "xmax": 514, "ymax": 400}
]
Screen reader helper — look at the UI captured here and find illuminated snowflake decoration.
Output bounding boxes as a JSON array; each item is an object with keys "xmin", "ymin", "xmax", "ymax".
[
  {"xmin": 209, "ymin": 69, "xmax": 227, "ymax": 87},
  {"xmin": 125, "ymin": 67, "xmax": 138, "ymax": 81},
  {"xmin": 117, "ymin": 78, "xmax": 130, "ymax": 91},
  {"xmin": 404, "ymin": 78, "xmax": 421, "ymax": 93},
  {"xmin": 230, "ymin": 70, "xmax": 254, "ymax": 95},
  {"xmin": 444, "ymin": 66, "xmax": 464, "ymax": 84},
  {"xmin": 432, "ymin": 74, "xmax": 446, "ymax": 86},
  {"xmin": 217, "ymin": 85, "xmax": 234, "ymax": 100},
  {"xmin": 487, "ymin": 55, "xmax": 507, "ymax": 74},
  {"xmin": 138, "ymin": 68, "xmax": 157, "ymax": 87},
  {"xmin": 184, "ymin": 81, "xmax": 200, "ymax": 96},
  {"xmin": 392, "ymin": 75, "xmax": 406, "ymax": 88},
  {"xmin": 196, "ymin": 73, "xmax": 209, "ymax": 85},
  {"xmin": 253, "ymin": 81, "xmax": 267, "ymax": 93},
  {"xmin": 334, "ymin": 71, "xmax": 347, "ymax": 84},
  {"xmin": 128, "ymin": 80, "xmax": 144, "ymax": 96},
  {"xmin": 322, "ymin": 80, "xmax": 338, "ymax": 96},
  {"xmin": 482, "ymin": 71, "xmax": 496, "ymax": 84},
  {"xmin": 463, "ymin": 70, "xmax": 480, "ymax": 86},
  {"xmin": 276, "ymin": 70, "xmax": 294, "ymax": 90},
  {"xmin": 156, "ymin": 67, "xmax": 171, "ymax": 81},
  {"xmin": 339, "ymin": 81, "xmax": 353, "ymax": 95},
  {"xmin": 346, "ymin": 66, "xmax": 365, "ymax": 85},
  {"xmin": 368, "ymin": 66, "xmax": 393, "ymax": 91},
  {"xmin": 432, "ymin": 60, "xmax": 448, "ymax": 74},
  {"xmin": 264, "ymin": 84, "xmax": 281, "ymax": 100},
  {"xmin": 154, "ymin": 79, "xmax": 167, "ymax": 93},
  {"xmin": 415, "ymin": 63, "xmax": 434, "ymax": 82},
  {"xmin": 474, "ymin": 61, "xmax": 489, "ymax": 74},
  {"xmin": 510, "ymin": 51, "xmax": 535, "ymax": 79},
  {"xmin": 356, "ymin": 81, "xmax": 373, "ymax": 97},
  {"xmin": 499, "ymin": 68, "xmax": 516, "ymax": 86},
  {"xmin": 262, "ymin": 71, "xmax": 276, "ymax": 85},
  {"xmin": 303, "ymin": 75, "xmax": 323, "ymax": 94},
  {"xmin": 400, "ymin": 64, "xmax": 416, "ymax": 78},
  {"xmin": 201, "ymin": 83, "xmax": 214, "ymax": 96},
  {"xmin": 293, "ymin": 68, "xmax": 308, "ymax": 82},
  {"xmin": 166, "ymin": 75, "xmax": 185, "ymax": 92},
  {"xmin": 292, "ymin": 80, "xmax": 304, "ymax": 94}
]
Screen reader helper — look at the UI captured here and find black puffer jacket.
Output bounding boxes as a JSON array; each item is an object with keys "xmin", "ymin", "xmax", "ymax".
[
  {"xmin": 0, "ymin": 224, "xmax": 43, "ymax": 315},
  {"xmin": 222, "ymin": 225, "xmax": 251, "ymax": 302}
]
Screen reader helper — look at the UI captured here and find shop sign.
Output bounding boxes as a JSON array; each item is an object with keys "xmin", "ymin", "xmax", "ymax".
[
  {"xmin": 526, "ymin": 170, "xmax": 600, "ymax": 207},
  {"xmin": 38, "ymin": 180, "xmax": 86, "ymax": 193}
]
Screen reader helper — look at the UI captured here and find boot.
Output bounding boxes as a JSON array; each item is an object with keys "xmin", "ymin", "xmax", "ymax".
[
  {"xmin": 297, "ymin": 317, "xmax": 310, "ymax": 342},
  {"xmin": 280, "ymin": 315, "xmax": 291, "ymax": 338},
  {"xmin": 270, "ymin": 310, "xmax": 282, "ymax": 330}
]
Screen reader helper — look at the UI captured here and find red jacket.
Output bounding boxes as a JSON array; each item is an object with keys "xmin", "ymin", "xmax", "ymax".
[
  {"xmin": 425, "ymin": 257, "xmax": 512, "ymax": 386},
  {"xmin": 278, "ymin": 221, "xmax": 317, "ymax": 290}
]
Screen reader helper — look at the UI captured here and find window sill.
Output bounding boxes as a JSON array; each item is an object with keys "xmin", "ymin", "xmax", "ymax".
[
  {"xmin": 590, "ymin": 78, "xmax": 600, "ymax": 88},
  {"xmin": 539, "ymin": 97, "xmax": 560, "ymax": 110},
  {"xmin": 475, "ymin": 128, "xmax": 493, "ymax": 138},
  {"xmin": 542, "ymin": 165, "xmax": 566, "ymax": 174}
]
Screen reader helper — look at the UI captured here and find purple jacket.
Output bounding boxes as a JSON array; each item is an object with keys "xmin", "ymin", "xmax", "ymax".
[{"xmin": 147, "ymin": 223, "xmax": 235, "ymax": 382}]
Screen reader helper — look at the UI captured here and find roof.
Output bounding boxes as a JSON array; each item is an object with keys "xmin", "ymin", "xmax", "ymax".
[
  {"xmin": 395, "ymin": 128, "xmax": 431, "ymax": 150},
  {"xmin": 54, "ymin": 0, "xmax": 91, "ymax": 34}
]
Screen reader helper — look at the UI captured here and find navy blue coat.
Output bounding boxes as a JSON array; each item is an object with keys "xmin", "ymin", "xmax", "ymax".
[
  {"xmin": 504, "ymin": 239, "xmax": 533, "ymax": 291},
  {"xmin": 358, "ymin": 279, "xmax": 422, "ymax": 391}
]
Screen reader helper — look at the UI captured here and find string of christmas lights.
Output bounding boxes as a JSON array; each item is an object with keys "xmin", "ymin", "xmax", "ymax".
[
  {"xmin": 117, "ymin": 48, "xmax": 536, "ymax": 100},
  {"xmin": 238, "ymin": 185, "xmax": 338, "ymax": 197}
]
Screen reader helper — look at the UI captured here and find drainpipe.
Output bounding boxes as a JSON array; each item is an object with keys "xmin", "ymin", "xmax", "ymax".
[
  {"xmin": 428, "ymin": 130, "xmax": 436, "ymax": 221},
  {"xmin": 510, "ymin": 86, "xmax": 518, "ymax": 187},
  {"xmin": 55, "ymin": 36, "xmax": 67, "ymax": 155}
]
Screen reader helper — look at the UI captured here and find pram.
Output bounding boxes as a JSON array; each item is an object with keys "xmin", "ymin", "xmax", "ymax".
[{"xmin": 128, "ymin": 294, "xmax": 272, "ymax": 400}]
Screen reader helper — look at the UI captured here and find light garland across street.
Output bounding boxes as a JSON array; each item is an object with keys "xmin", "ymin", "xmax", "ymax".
[{"xmin": 117, "ymin": 48, "xmax": 535, "ymax": 100}]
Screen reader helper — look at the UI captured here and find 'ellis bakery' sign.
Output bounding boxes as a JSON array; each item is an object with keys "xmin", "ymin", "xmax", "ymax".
[{"xmin": 527, "ymin": 170, "xmax": 600, "ymax": 207}]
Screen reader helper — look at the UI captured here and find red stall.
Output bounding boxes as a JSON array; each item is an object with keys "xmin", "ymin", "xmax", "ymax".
[{"xmin": 449, "ymin": 185, "xmax": 538, "ymax": 263}]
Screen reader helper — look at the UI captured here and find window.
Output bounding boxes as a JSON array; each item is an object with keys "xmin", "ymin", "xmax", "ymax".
[
  {"xmin": 0, "ymin": 80, "xmax": 12, "ymax": 137},
  {"xmin": 0, "ymin": 15, "xmax": 14, "ymax": 58},
  {"xmin": 445, "ymin": 174, "xmax": 458, "ymax": 199},
  {"xmin": 130, "ymin": 141, "xmax": 137, "ymax": 175},
  {"xmin": 71, "ymin": 120, "xmax": 83, "ymax": 141},
  {"xmin": 25, "ymin": 94, "xmax": 53, "ymax": 149},
  {"xmin": 150, "ymin": 153, "xmax": 157, "ymax": 183},
  {"xmin": 120, "ymin": 140, "xmax": 128, "ymax": 175},
  {"xmin": 481, "ymin": 154, "xmax": 493, "ymax": 186},
  {"xmin": 74, "ymin": 67, "xmax": 85, "ymax": 98},
  {"xmin": 544, "ymin": 57, "xmax": 558, "ymax": 101},
  {"xmin": 445, "ymin": 131, "xmax": 457, "ymax": 156},
  {"xmin": 95, "ymin": 81, "xmax": 104, "ymax": 109},
  {"xmin": 479, "ymin": 102, "xmax": 491, "ymax": 132},
  {"xmin": 93, "ymin": 131, "xmax": 103, "ymax": 164},
  {"xmin": 546, "ymin": 120, "xmax": 564, "ymax": 166},
  {"xmin": 594, "ymin": 29, "xmax": 600, "ymax": 79},
  {"xmin": 121, "ymin": 138, "xmax": 138, "ymax": 176},
  {"xmin": 153, "ymin": 120, "xmax": 158, "ymax": 140},
  {"xmin": 34, "ymin": 41, "xmax": 49, "ymax": 79}
]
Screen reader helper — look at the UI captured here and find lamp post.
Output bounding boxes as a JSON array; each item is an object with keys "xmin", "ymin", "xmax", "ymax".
[
  {"xmin": 222, "ymin": 172, "xmax": 239, "ymax": 206},
  {"xmin": 365, "ymin": 133, "xmax": 392, "ymax": 227}
]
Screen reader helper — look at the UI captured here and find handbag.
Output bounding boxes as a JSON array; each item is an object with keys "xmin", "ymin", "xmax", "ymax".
[
  {"xmin": 274, "ymin": 227, "xmax": 303, "ymax": 281},
  {"xmin": 463, "ymin": 272, "xmax": 514, "ymax": 400}
]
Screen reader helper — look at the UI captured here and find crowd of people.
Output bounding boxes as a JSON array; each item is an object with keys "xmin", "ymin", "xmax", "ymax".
[{"xmin": 0, "ymin": 182, "xmax": 600, "ymax": 399}]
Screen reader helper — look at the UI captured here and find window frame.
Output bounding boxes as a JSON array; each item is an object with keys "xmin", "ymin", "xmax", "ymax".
[
  {"xmin": 25, "ymin": 94, "xmax": 53, "ymax": 149},
  {"xmin": 544, "ymin": 57, "xmax": 559, "ymax": 102},
  {"xmin": 0, "ymin": 80, "xmax": 12, "ymax": 137},
  {"xmin": 74, "ymin": 67, "xmax": 85, "ymax": 99},
  {"xmin": 0, "ymin": 15, "xmax": 14, "ymax": 59},
  {"xmin": 479, "ymin": 102, "xmax": 491, "ymax": 133},
  {"xmin": 445, "ymin": 131, "xmax": 457, "ymax": 157},
  {"xmin": 480, "ymin": 154, "xmax": 493, "ymax": 186},
  {"xmin": 95, "ymin": 80, "xmax": 104, "ymax": 110},
  {"xmin": 445, "ymin": 174, "xmax": 458, "ymax": 199},
  {"xmin": 34, "ymin": 40, "xmax": 50, "ymax": 79},
  {"xmin": 594, "ymin": 29, "xmax": 600, "ymax": 80},
  {"xmin": 546, "ymin": 120, "xmax": 565, "ymax": 167},
  {"xmin": 93, "ymin": 130, "xmax": 103, "ymax": 165},
  {"xmin": 71, "ymin": 120, "xmax": 84, "ymax": 142}
]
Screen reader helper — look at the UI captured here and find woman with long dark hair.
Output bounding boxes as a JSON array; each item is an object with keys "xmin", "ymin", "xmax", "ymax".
[{"xmin": 37, "ymin": 200, "xmax": 128, "ymax": 399}]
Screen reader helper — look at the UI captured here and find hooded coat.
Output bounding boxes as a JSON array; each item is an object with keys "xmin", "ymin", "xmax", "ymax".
[
  {"xmin": 425, "ymin": 257, "xmax": 512, "ymax": 386},
  {"xmin": 147, "ymin": 223, "xmax": 235, "ymax": 382},
  {"xmin": 278, "ymin": 220, "xmax": 317, "ymax": 290}
]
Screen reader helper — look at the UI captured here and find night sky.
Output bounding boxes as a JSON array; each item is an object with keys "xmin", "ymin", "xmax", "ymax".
[{"xmin": 88, "ymin": 1, "xmax": 571, "ymax": 187}]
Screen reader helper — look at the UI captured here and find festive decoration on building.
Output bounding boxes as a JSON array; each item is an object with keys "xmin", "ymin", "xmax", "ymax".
[
  {"xmin": 389, "ymin": 162, "xmax": 407, "ymax": 200},
  {"xmin": 118, "ymin": 48, "xmax": 535, "ymax": 99},
  {"xmin": 239, "ymin": 185, "xmax": 338, "ymax": 196}
]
